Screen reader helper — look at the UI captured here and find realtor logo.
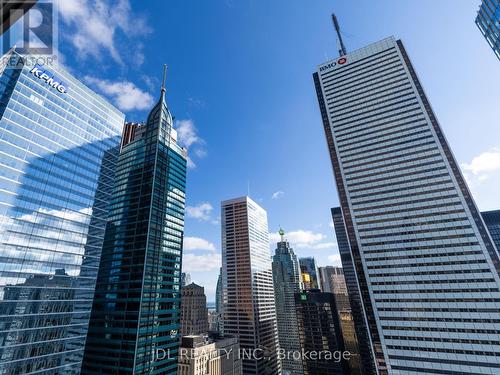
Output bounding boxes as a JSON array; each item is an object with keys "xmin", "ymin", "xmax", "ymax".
[{"xmin": 1, "ymin": 0, "xmax": 58, "ymax": 65}]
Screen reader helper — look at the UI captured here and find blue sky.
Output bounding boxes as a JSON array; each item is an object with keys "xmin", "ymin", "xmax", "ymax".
[{"xmin": 55, "ymin": 0, "xmax": 500, "ymax": 301}]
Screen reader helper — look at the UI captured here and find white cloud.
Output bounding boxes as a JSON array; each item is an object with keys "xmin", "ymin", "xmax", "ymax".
[
  {"xmin": 459, "ymin": 149, "xmax": 500, "ymax": 210},
  {"xmin": 186, "ymin": 203, "xmax": 213, "ymax": 221},
  {"xmin": 462, "ymin": 149, "xmax": 500, "ymax": 176},
  {"xmin": 183, "ymin": 236, "xmax": 216, "ymax": 252},
  {"xmin": 270, "ymin": 229, "xmax": 338, "ymax": 251},
  {"xmin": 312, "ymin": 242, "xmax": 338, "ymax": 250},
  {"xmin": 176, "ymin": 119, "xmax": 202, "ymax": 148},
  {"xmin": 182, "ymin": 253, "xmax": 221, "ymax": 272},
  {"xmin": 84, "ymin": 76, "xmax": 154, "ymax": 111},
  {"xmin": 270, "ymin": 230, "xmax": 325, "ymax": 247},
  {"xmin": 175, "ymin": 119, "xmax": 206, "ymax": 169},
  {"xmin": 328, "ymin": 253, "xmax": 342, "ymax": 266},
  {"xmin": 188, "ymin": 97, "xmax": 206, "ymax": 109},
  {"xmin": 461, "ymin": 149, "xmax": 500, "ymax": 193},
  {"xmin": 186, "ymin": 156, "xmax": 196, "ymax": 169},
  {"xmin": 271, "ymin": 191, "xmax": 284, "ymax": 200},
  {"xmin": 58, "ymin": 0, "xmax": 150, "ymax": 64},
  {"xmin": 194, "ymin": 149, "xmax": 207, "ymax": 158}
]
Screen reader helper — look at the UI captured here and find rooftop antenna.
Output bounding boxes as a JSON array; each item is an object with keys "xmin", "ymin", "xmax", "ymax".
[
  {"xmin": 332, "ymin": 13, "xmax": 347, "ymax": 57},
  {"xmin": 279, "ymin": 227, "xmax": 285, "ymax": 242},
  {"xmin": 161, "ymin": 64, "xmax": 167, "ymax": 94}
]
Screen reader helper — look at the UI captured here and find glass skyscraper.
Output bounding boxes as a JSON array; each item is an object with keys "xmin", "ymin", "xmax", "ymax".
[
  {"xmin": 331, "ymin": 207, "xmax": 377, "ymax": 375},
  {"xmin": 271, "ymin": 229, "xmax": 303, "ymax": 375},
  {"xmin": 0, "ymin": 49, "xmax": 124, "ymax": 373},
  {"xmin": 82, "ymin": 72, "xmax": 188, "ymax": 374},
  {"xmin": 214, "ymin": 267, "xmax": 223, "ymax": 333},
  {"xmin": 475, "ymin": 0, "xmax": 500, "ymax": 60},
  {"xmin": 295, "ymin": 290, "xmax": 350, "ymax": 375},
  {"xmin": 299, "ymin": 257, "xmax": 319, "ymax": 290},
  {"xmin": 180, "ymin": 271, "xmax": 191, "ymax": 287},
  {"xmin": 315, "ymin": 37, "xmax": 500, "ymax": 374},
  {"xmin": 482, "ymin": 210, "xmax": 500, "ymax": 249},
  {"xmin": 221, "ymin": 196, "xmax": 280, "ymax": 375},
  {"xmin": 318, "ymin": 266, "xmax": 362, "ymax": 375}
]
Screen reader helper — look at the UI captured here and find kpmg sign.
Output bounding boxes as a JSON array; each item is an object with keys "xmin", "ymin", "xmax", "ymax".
[
  {"xmin": 319, "ymin": 57, "xmax": 347, "ymax": 72},
  {"xmin": 30, "ymin": 65, "xmax": 67, "ymax": 93}
]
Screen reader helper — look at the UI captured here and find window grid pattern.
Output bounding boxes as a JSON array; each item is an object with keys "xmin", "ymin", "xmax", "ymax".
[
  {"xmin": 221, "ymin": 197, "xmax": 281, "ymax": 375},
  {"xmin": 317, "ymin": 37, "xmax": 500, "ymax": 374},
  {"xmin": 0, "ymin": 51, "xmax": 124, "ymax": 374}
]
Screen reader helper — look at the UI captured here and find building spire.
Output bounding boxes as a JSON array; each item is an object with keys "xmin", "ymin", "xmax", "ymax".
[
  {"xmin": 161, "ymin": 64, "xmax": 167, "ymax": 95},
  {"xmin": 279, "ymin": 227, "xmax": 285, "ymax": 242},
  {"xmin": 332, "ymin": 13, "xmax": 347, "ymax": 57}
]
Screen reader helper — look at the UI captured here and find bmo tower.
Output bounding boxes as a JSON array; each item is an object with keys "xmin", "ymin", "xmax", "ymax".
[{"xmin": 314, "ymin": 36, "xmax": 500, "ymax": 374}]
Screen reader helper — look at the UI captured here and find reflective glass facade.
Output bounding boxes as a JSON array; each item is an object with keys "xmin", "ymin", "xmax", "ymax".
[
  {"xmin": 315, "ymin": 37, "xmax": 500, "ymax": 374},
  {"xmin": 476, "ymin": 0, "xmax": 500, "ymax": 60},
  {"xmin": 331, "ymin": 207, "xmax": 377, "ymax": 375},
  {"xmin": 221, "ymin": 196, "xmax": 280, "ymax": 375},
  {"xmin": 82, "ymin": 86, "xmax": 187, "ymax": 374},
  {"xmin": 0, "ymin": 50, "xmax": 124, "ymax": 374},
  {"xmin": 271, "ymin": 232, "xmax": 303, "ymax": 375},
  {"xmin": 295, "ymin": 290, "xmax": 350, "ymax": 375},
  {"xmin": 482, "ymin": 210, "xmax": 500, "ymax": 250},
  {"xmin": 318, "ymin": 266, "xmax": 363, "ymax": 375},
  {"xmin": 299, "ymin": 257, "xmax": 319, "ymax": 290}
]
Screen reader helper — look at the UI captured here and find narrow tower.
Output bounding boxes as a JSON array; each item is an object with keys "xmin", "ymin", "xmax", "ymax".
[
  {"xmin": 221, "ymin": 197, "xmax": 281, "ymax": 375},
  {"xmin": 180, "ymin": 283, "xmax": 209, "ymax": 336},
  {"xmin": 271, "ymin": 229, "xmax": 304, "ymax": 375},
  {"xmin": 82, "ymin": 66, "xmax": 188, "ymax": 374}
]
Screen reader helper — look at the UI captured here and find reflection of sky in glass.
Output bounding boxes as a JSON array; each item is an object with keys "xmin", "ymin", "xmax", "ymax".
[
  {"xmin": 476, "ymin": 0, "xmax": 500, "ymax": 59},
  {"xmin": 0, "ymin": 51, "xmax": 123, "ymax": 373}
]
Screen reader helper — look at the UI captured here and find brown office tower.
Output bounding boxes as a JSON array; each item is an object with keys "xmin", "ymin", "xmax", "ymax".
[{"xmin": 180, "ymin": 283, "xmax": 209, "ymax": 336}]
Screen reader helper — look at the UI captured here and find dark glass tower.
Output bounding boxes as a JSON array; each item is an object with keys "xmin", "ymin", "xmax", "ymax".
[
  {"xmin": 215, "ymin": 267, "xmax": 223, "ymax": 315},
  {"xmin": 299, "ymin": 257, "xmax": 319, "ymax": 290},
  {"xmin": 295, "ymin": 290, "xmax": 350, "ymax": 375},
  {"xmin": 82, "ymin": 67, "xmax": 188, "ymax": 374},
  {"xmin": 331, "ymin": 207, "xmax": 377, "ymax": 375},
  {"xmin": 482, "ymin": 209, "xmax": 500, "ymax": 249},
  {"xmin": 475, "ymin": 0, "xmax": 500, "ymax": 60},
  {"xmin": 271, "ymin": 229, "xmax": 304, "ymax": 375}
]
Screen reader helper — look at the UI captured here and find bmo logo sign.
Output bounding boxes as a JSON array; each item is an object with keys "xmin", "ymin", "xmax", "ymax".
[{"xmin": 320, "ymin": 57, "xmax": 347, "ymax": 72}]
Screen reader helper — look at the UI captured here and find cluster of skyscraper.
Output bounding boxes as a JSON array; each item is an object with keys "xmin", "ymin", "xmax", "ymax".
[{"xmin": 0, "ymin": 3, "xmax": 499, "ymax": 375}]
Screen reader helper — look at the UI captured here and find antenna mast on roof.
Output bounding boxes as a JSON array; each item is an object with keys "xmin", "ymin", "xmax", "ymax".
[
  {"xmin": 332, "ymin": 13, "xmax": 347, "ymax": 57},
  {"xmin": 161, "ymin": 64, "xmax": 167, "ymax": 93}
]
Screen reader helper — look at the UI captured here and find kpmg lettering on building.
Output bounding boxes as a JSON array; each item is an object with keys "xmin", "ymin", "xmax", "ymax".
[
  {"xmin": 319, "ymin": 56, "xmax": 347, "ymax": 72},
  {"xmin": 30, "ymin": 64, "xmax": 68, "ymax": 93}
]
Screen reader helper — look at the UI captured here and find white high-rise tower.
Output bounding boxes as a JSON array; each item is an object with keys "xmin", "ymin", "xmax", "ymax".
[
  {"xmin": 221, "ymin": 196, "xmax": 281, "ymax": 375},
  {"xmin": 315, "ymin": 36, "xmax": 500, "ymax": 374}
]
